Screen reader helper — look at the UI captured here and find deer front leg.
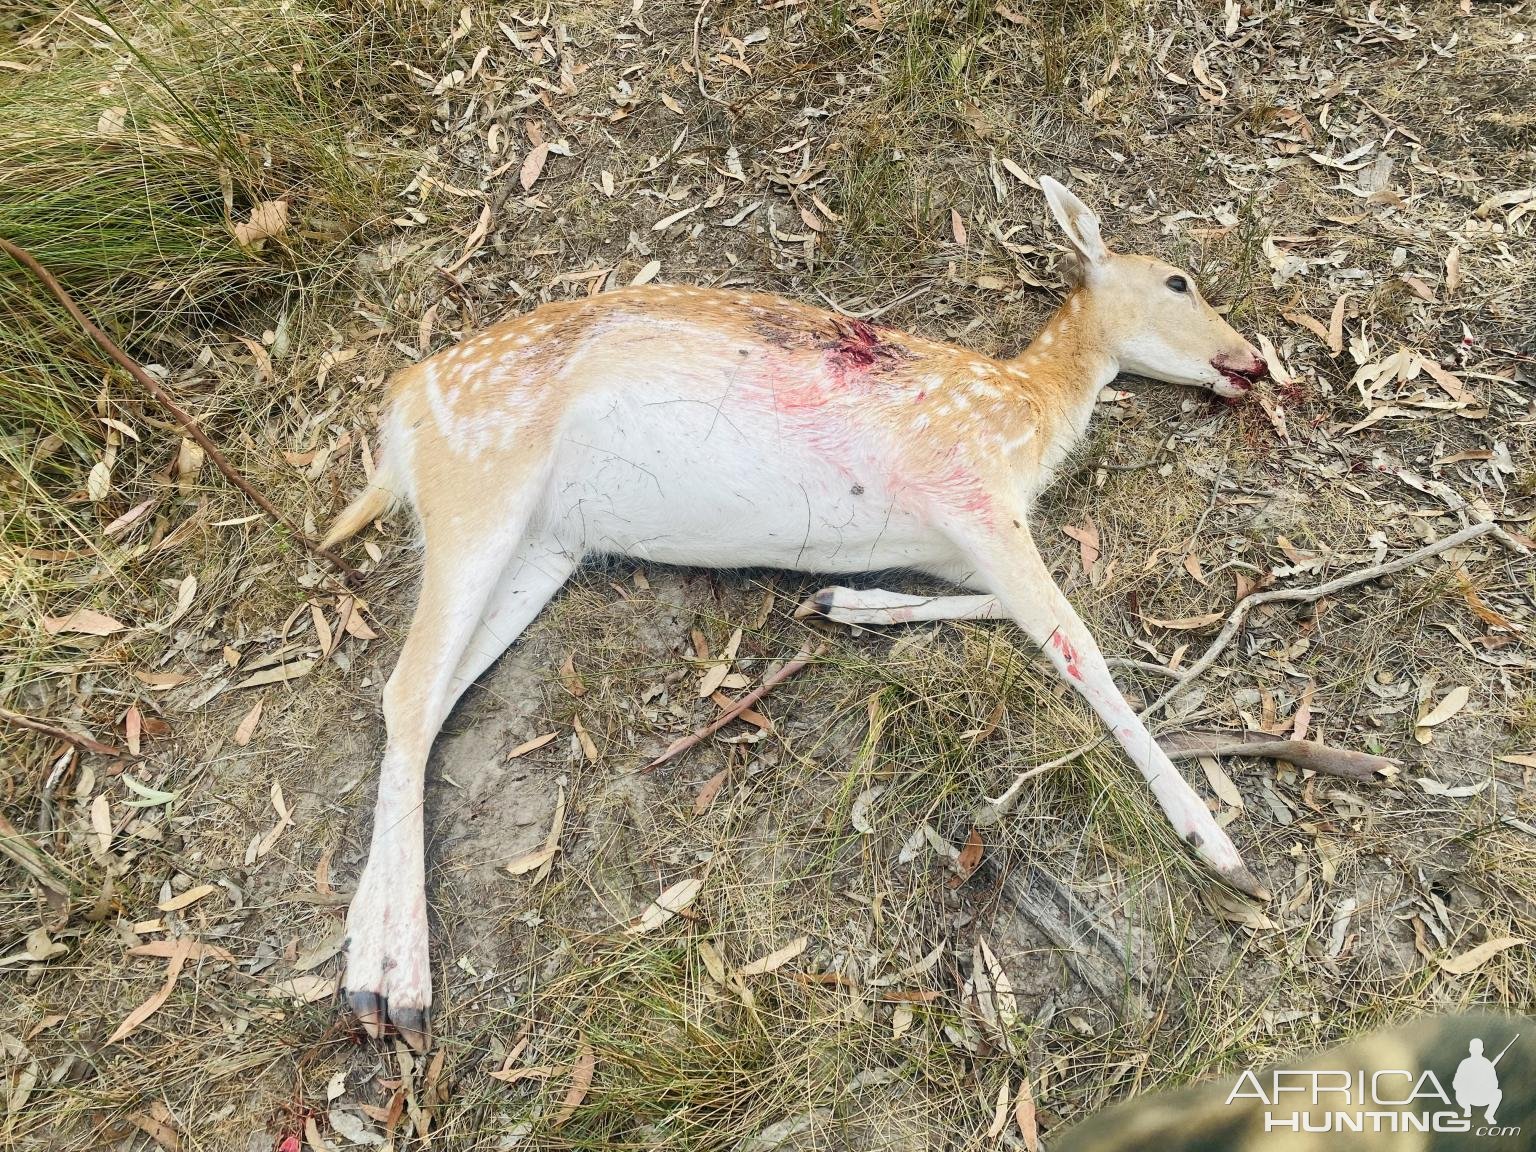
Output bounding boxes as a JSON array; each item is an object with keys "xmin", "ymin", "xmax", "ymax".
[
  {"xmin": 964, "ymin": 526, "xmax": 1268, "ymax": 900},
  {"xmin": 796, "ymin": 586, "xmax": 1004, "ymax": 626}
]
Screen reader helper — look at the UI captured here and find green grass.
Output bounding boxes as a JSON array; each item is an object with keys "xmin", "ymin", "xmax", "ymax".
[
  {"xmin": 0, "ymin": 0, "xmax": 421, "ymax": 473},
  {"xmin": 0, "ymin": 0, "xmax": 435, "ymax": 695}
]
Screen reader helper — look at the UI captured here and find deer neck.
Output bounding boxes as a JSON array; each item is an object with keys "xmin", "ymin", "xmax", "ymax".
[{"xmin": 1006, "ymin": 289, "xmax": 1120, "ymax": 483}]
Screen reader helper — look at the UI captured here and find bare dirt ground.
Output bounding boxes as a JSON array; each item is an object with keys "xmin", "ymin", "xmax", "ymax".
[{"xmin": 3, "ymin": 1, "xmax": 1534, "ymax": 1149}]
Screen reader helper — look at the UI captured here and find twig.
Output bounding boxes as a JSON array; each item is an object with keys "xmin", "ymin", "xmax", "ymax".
[
  {"xmin": 692, "ymin": 0, "xmax": 714, "ymax": 102},
  {"xmin": 973, "ymin": 742, "xmax": 1092, "ymax": 826},
  {"xmin": 814, "ymin": 283, "xmax": 933, "ymax": 320},
  {"xmin": 1143, "ymin": 520, "xmax": 1510, "ymax": 720},
  {"xmin": 1161, "ymin": 732, "xmax": 1397, "ymax": 781},
  {"xmin": 1094, "ymin": 455, "xmax": 1167, "ymax": 473},
  {"xmin": 0, "ymin": 705, "xmax": 127, "ymax": 757},
  {"xmin": 645, "ymin": 644, "xmax": 817, "ymax": 771},
  {"xmin": 1105, "ymin": 657, "xmax": 1181, "ymax": 679},
  {"xmin": 0, "ymin": 812, "xmax": 71, "ymax": 901},
  {"xmin": 0, "ymin": 236, "xmax": 363, "ymax": 588}
]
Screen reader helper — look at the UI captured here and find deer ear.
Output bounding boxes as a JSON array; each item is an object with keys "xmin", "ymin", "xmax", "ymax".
[{"xmin": 1039, "ymin": 175, "xmax": 1109, "ymax": 266}]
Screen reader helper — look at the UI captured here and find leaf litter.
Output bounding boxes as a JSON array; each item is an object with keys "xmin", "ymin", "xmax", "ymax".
[{"xmin": 5, "ymin": 1, "xmax": 1536, "ymax": 1147}]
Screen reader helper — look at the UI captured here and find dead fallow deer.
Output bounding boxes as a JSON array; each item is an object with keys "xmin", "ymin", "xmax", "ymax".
[{"xmin": 321, "ymin": 177, "xmax": 1271, "ymax": 1048}]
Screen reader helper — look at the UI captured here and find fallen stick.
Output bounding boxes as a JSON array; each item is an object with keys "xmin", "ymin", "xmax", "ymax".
[
  {"xmin": 645, "ymin": 644, "xmax": 817, "ymax": 771},
  {"xmin": 1161, "ymin": 732, "xmax": 1397, "ymax": 781},
  {"xmin": 1143, "ymin": 519, "xmax": 1514, "ymax": 720},
  {"xmin": 0, "ymin": 706, "xmax": 127, "ymax": 758},
  {"xmin": 997, "ymin": 864, "xmax": 1149, "ymax": 1018},
  {"xmin": 0, "ymin": 236, "xmax": 363, "ymax": 588}
]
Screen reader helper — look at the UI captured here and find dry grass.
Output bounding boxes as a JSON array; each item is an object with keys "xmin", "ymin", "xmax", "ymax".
[{"xmin": 2, "ymin": 0, "xmax": 1534, "ymax": 1148}]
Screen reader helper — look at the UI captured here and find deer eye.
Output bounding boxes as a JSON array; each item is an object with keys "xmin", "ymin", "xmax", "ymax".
[{"xmin": 1166, "ymin": 275, "xmax": 1189, "ymax": 294}]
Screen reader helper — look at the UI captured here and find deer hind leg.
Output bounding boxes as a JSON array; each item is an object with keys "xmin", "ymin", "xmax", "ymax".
[
  {"xmin": 443, "ymin": 531, "xmax": 581, "ymax": 716},
  {"xmin": 345, "ymin": 498, "xmax": 574, "ymax": 1048},
  {"xmin": 963, "ymin": 525, "xmax": 1267, "ymax": 899}
]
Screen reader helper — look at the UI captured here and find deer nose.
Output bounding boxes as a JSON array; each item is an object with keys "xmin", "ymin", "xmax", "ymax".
[{"xmin": 1214, "ymin": 351, "xmax": 1267, "ymax": 383}]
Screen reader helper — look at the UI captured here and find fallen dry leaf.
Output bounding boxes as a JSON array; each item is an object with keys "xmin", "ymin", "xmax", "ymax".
[
  {"xmin": 694, "ymin": 768, "xmax": 728, "ymax": 815},
  {"xmin": 698, "ymin": 661, "xmax": 730, "ymax": 698},
  {"xmin": 1414, "ymin": 685, "xmax": 1470, "ymax": 743},
  {"xmin": 236, "ymin": 659, "xmax": 315, "ymax": 690},
  {"xmin": 520, "ymin": 142, "xmax": 551, "ymax": 190},
  {"xmin": 265, "ymin": 973, "xmax": 339, "ymax": 1003},
  {"xmin": 1438, "ymin": 936, "xmax": 1524, "ymax": 976},
  {"xmin": 628, "ymin": 877, "xmax": 702, "ymax": 934},
  {"xmin": 1416, "ymin": 776, "xmax": 1490, "ymax": 799},
  {"xmin": 986, "ymin": 1080, "xmax": 1009, "ymax": 1141},
  {"xmin": 572, "ymin": 713, "xmax": 598, "ymax": 762},
  {"xmin": 1143, "ymin": 610, "xmax": 1225, "ymax": 631},
  {"xmin": 42, "ymin": 608, "xmax": 126, "ymax": 636},
  {"xmin": 109, "ymin": 939, "xmax": 195, "ymax": 1043},
  {"xmin": 1062, "ymin": 519, "xmax": 1100, "ymax": 577},
  {"xmin": 88, "ymin": 460, "xmax": 111, "ymax": 501},
  {"xmin": 232, "ymin": 199, "xmax": 289, "ymax": 248},
  {"xmin": 950, "ymin": 828, "xmax": 983, "ymax": 887},
  {"xmin": 736, "ymin": 935, "xmax": 808, "ymax": 977},
  {"xmin": 1200, "ymin": 756, "xmax": 1244, "ymax": 809},
  {"xmin": 90, "ymin": 794, "xmax": 112, "ymax": 856},
  {"xmin": 158, "ymin": 884, "xmax": 218, "ymax": 913},
  {"xmin": 1015, "ymin": 1076, "xmax": 1039, "ymax": 1151},
  {"xmin": 233, "ymin": 698, "xmax": 263, "ymax": 746},
  {"xmin": 504, "ymin": 845, "xmax": 559, "ymax": 876},
  {"xmin": 560, "ymin": 652, "xmax": 586, "ymax": 697},
  {"xmin": 124, "ymin": 1107, "xmax": 179, "ymax": 1152},
  {"xmin": 551, "ymin": 1043, "xmax": 594, "ymax": 1127},
  {"xmin": 850, "ymin": 785, "xmax": 886, "ymax": 835},
  {"xmin": 506, "ymin": 731, "xmax": 557, "ymax": 760},
  {"xmin": 1327, "ymin": 293, "xmax": 1348, "ymax": 354}
]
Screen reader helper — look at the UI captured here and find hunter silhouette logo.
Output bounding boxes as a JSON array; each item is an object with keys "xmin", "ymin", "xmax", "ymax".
[
  {"xmin": 1228, "ymin": 1030, "xmax": 1523, "ymax": 1137},
  {"xmin": 1455, "ymin": 1035, "xmax": 1518, "ymax": 1125}
]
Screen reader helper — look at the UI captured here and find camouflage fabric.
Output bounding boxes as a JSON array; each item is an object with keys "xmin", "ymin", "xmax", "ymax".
[{"xmin": 1057, "ymin": 1014, "xmax": 1534, "ymax": 1151}]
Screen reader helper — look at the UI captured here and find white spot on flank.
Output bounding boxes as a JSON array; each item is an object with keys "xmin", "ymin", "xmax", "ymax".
[
  {"xmin": 1000, "ymin": 426, "xmax": 1037, "ymax": 454},
  {"xmin": 972, "ymin": 383, "xmax": 1002, "ymax": 399},
  {"xmin": 911, "ymin": 413, "xmax": 930, "ymax": 431},
  {"xmin": 425, "ymin": 377, "xmax": 456, "ymax": 437},
  {"xmin": 1038, "ymin": 330, "xmax": 1054, "ymax": 347}
]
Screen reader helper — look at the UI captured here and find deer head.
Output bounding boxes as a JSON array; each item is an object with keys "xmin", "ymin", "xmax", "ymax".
[{"xmin": 1040, "ymin": 176, "xmax": 1268, "ymax": 398}]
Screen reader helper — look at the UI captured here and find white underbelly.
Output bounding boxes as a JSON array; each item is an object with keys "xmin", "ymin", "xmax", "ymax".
[{"xmin": 540, "ymin": 384, "xmax": 956, "ymax": 574}]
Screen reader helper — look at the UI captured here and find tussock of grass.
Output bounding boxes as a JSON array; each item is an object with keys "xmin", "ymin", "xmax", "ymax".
[
  {"xmin": 0, "ymin": 1, "xmax": 419, "ymax": 475},
  {"xmin": 0, "ymin": 0, "xmax": 432, "ymax": 697}
]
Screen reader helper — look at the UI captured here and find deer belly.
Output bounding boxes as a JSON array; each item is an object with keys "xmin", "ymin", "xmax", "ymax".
[{"xmin": 546, "ymin": 385, "xmax": 948, "ymax": 573}]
